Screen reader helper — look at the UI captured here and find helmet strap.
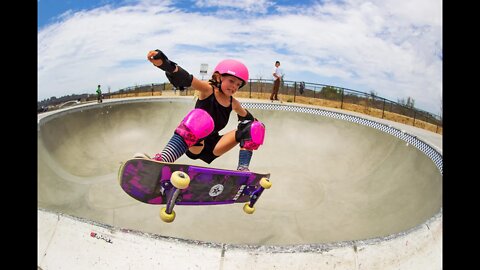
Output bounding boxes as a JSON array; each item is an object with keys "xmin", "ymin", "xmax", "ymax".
[{"xmin": 217, "ymin": 80, "xmax": 224, "ymax": 93}]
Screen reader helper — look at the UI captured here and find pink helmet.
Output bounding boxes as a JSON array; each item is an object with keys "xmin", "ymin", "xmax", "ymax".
[{"xmin": 214, "ymin": 59, "xmax": 249, "ymax": 87}]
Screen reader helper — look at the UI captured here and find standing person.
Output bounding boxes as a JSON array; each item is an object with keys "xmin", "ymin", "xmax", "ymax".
[
  {"xmin": 299, "ymin": 81, "xmax": 305, "ymax": 95},
  {"xmin": 139, "ymin": 49, "xmax": 266, "ymax": 172},
  {"xmin": 270, "ymin": 61, "xmax": 281, "ymax": 101},
  {"xmin": 96, "ymin": 85, "xmax": 103, "ymax": 103}
]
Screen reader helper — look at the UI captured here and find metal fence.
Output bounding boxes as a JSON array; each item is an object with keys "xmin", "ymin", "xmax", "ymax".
[
  {"xmin": 112, "ymin": 83, "xmax": 196, "ymax": 97},
  {"xmin": 238, "ymin": 79, "xmax": 442, "ymax": 134},
  {"xmin": 68, "ymin": 79, "xmax": 442, "ymax": 134}
]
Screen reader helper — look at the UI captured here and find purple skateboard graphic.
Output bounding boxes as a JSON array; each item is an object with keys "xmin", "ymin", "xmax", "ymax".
[{"xmin": 118, "ymin": 158, "xmax": 272, "ymax": 222}]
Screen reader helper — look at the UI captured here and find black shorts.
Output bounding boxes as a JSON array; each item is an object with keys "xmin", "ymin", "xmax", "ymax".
[{"xmin": 185, "ymin": 132, "xmax": 223, "ymax": 164}]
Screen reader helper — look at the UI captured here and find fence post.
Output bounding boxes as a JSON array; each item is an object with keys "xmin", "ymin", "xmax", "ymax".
[
  {"xmin": 340, "ymin": 89, "xmax": 344, "ymax": 109},
  {"xmin": 249, "ymin": 79, "xmax": 252, "ymax": 98},
  {"xmin": 381, "ymin": 98, "xmax": 386, "ymax": 119},
  {"xmin": 412, "ymin": 110, "xmax": 417, "ymax": 126},
  {"xmin": 293, "ymin": 82, "xmax": 296, "ymax": 102}
]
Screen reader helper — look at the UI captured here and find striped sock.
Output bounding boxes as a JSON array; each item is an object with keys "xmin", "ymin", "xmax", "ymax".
[
  {"xmin": 237, "ymin": 149, "xmax": 253, "ymax": 171},
  {"xmin": 155, "ymin": 133, "xmax": 189, "ymax": 162}
]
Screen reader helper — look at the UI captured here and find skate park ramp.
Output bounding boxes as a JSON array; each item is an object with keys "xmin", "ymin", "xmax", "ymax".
[{"xmin": 37, "ymin": 97, "xmax": 442, "ymax": 245}]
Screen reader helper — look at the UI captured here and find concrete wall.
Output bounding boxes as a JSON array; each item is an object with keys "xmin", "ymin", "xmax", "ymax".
[{"xmin": 38, "ymin": 209, "xmax": 441, "ymax": 269}]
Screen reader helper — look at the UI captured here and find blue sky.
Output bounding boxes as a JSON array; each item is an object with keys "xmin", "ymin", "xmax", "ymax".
[{"xmin": 38, "ymin": 0, "xmax": 442, "ymax": 115}]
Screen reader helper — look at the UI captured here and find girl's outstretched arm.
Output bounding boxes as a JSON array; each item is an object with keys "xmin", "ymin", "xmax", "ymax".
[
  {"xmin": 190, "ymin": 77, "xmax": 212, "ymax": 95},
  {"xmin": 147, "ymin": 49, "xmax": 211, "ymax": 95}
]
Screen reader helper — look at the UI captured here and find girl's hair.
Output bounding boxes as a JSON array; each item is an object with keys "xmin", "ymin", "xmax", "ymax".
[{"xmin": 208, "ymin": 71, "xmax": 221, "ymax": 88}]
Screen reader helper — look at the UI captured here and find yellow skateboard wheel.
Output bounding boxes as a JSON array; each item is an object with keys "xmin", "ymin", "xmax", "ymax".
[
  {"xmin": 160, "ymin": 207, "xmax": 176, "ymax": 223},
  {"xmin": 259, "ymin": 177, "xmax": 272, "ymax": 189},
  {"xmin": 170, "ymin": 171, "xmax": 190, "ymax": 189},
  {"xmin": 243, "ymin": 203, "xmax": 255, "ymax": 214}
]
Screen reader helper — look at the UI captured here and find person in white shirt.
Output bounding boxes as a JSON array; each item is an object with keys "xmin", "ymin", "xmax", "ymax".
[{"xmin": 270, "ymin": 61, "xmax": 281, "ymax": 101}]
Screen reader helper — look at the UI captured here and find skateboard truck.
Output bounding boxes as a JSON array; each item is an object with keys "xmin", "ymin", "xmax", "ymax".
[
  {"xmin": 160, "ymin": 171, "xmax": 191, "ymax": 223},
  {"xmin": 243, "ymin": 177, "xmax": 272, "ymax": 214},
  {"xmin": 160, "ymin": 174, "xmax": 272, "ymax": 221}
]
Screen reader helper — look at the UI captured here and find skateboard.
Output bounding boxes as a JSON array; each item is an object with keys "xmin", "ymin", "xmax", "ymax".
[{"xmin": 118, "ymin": 157, "xmax": 272, "ymax": 223}]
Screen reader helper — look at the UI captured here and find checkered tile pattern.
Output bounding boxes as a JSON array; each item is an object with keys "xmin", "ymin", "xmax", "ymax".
[{"xmin": 243, "ymin": 102, "xmax": 443, "ymax": 175}]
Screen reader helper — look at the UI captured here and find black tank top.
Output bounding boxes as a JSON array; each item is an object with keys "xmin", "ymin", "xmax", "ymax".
[{"xmin": 195, "ymin": 90, "xmax": 232, "ymax": 134}]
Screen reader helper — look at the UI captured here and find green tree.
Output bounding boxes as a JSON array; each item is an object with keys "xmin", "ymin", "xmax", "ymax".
[
  {"xmin": 397, "ymin": 97, "xmax": 415, "ymax": 108},
  {"xmin": 320, "ymin": 86, "xmax": 341, "ymax": 99}
]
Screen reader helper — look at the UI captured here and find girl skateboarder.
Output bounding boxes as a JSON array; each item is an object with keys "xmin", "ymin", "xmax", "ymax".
[{"xmin": 141, "ymin": 49, "xmax": 266, "ymax": 172}]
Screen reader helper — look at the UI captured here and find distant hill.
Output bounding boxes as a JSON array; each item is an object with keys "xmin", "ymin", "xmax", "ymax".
[{"xmin": 38, "ymin": 93, "xmax": 91, "ymax": 111}]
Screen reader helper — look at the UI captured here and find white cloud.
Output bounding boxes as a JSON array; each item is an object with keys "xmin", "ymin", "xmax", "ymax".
[
  {"xmin": 194, "ymin": 0, "xmax": 274, "ymax": 13},
  {"xmin": 38, "ymin": 0, "xmax": 442, "ymax": 114}
]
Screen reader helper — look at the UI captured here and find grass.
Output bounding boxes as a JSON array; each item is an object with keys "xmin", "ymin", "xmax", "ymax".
[
  {"xmin": 233, "ymin": 92, "xmax": 442, "ymax": 135},
  {"xmin": 64, "ymin": 89, "xmax": 442, "ymax": 135}
]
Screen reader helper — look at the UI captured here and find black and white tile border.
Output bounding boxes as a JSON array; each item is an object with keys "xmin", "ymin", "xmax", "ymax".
[{"xmin": 244, "ymin": 102, "xmax": 443, "ymax": 175}]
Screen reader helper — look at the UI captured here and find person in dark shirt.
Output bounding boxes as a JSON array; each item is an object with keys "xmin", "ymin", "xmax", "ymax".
[
  {"xmin": 299, "ymin": 81, "xmax": 305, "ymax": 95},
  {"xmin": 141, "ymin": 49, "xmax": 266, "ymax": 171}
]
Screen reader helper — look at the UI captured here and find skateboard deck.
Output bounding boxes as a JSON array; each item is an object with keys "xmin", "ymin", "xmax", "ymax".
[{"xmin": 118, "ymin": 158, "xmax": 271, "ymax": 222}]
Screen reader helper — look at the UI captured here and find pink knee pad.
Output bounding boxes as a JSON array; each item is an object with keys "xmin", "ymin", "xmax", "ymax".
[
  {"xmin": 175, "ymin": 109, "xmax": 214, "ymax": 147},
  {"xmin": 242, "ymin": 121, "xmax": 265, "ymax": 150}
]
